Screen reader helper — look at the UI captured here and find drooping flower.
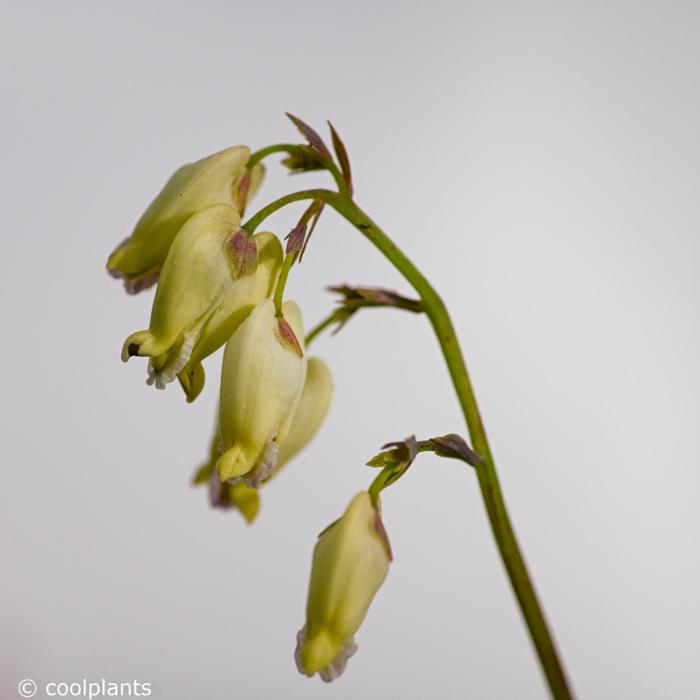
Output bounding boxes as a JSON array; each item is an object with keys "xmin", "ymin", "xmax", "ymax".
[
  {"xmin": 217, "ymin": 298, "xmax": 307, "ymax": 486},
  {"xmin": 276, "ymin": 356, "xmax": 333, "ymax": 469},
  {"xmin": 121, "ymin": 204, "xmax": 283, "ymax": 398},
  {"xmin": 295, "ymin": 492, "xmax": 392, "ymax": 682},
  {"xmin": 193, "ymin": 356, "xmax": 331, "ymax": 521},
  {"xmin": 107, "ymin": 145, "xmax": 264, "ymax": 293}
]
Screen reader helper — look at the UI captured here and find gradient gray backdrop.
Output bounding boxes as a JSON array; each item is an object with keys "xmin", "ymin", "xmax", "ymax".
[{"xmin": 2, "ymin": 1, "xmax": 699, "ymax": 698}]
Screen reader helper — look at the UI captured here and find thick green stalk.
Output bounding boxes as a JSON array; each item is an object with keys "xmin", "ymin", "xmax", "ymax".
[{"xmin": 243, "ymin": 189, "xmax": 574, "ymax": 700}]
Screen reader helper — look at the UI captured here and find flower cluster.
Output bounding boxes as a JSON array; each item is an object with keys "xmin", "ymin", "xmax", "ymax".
[
  {"xmin": 108, "ymin": 141, "xmax": 391, "ymax": 682},
  {"xmin": 107, "ymin": 116, "xmax": 566, "ymax": 696},
  {"xmin": 110, "ymin": 143, "xmax": 336, "ymax": 488},
  {"xmin": 108, "ymin": 126, "xmax": 422, "ymax": 683}
]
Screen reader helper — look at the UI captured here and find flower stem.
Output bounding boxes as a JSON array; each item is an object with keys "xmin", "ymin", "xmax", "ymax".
[
  {"xmin": 273, "ymin": 252, "xmax": 297, "ymax": 317},
  {"xmin": 247, "ymin": 144, "xmax": 347, "ymax": 193},
  {"xmin": 305, "ymin": 311, "xmax": 341, "ymax": 346},
  {"xmin": 242, "ymin": 189, "xmax": 331, "ymax": 235},
  {"xmin": 243, "ymin": 189, "xmax": 574, "ymax": 700}
]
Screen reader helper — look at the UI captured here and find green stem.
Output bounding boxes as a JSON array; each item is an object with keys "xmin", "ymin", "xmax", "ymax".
[
  {"xmin": 305, "ymin": 312, "xmax": 340, "ymax": 346},
  {"xmin": 243, "ymin": 190, "xmax": 574, "ymax": 700},
  {"xmin": 247, "ymin": 144, "xmax": 347, "ymax": 193},
  {"xmin": 242, "ymin": 189, "xmax": 331, "ymax": 235},
  {"xmin": 273, "ymin": 252, "xmax": 297, "ymax": 317}
]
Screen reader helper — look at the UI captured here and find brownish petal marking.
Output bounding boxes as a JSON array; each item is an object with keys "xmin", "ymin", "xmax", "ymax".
[
  {"xmin": 373, "ymin": 510, "xmax": 393, "ymax": 561},
  {"xmin": 227, "ymin": 229, "xmax": 258, "ymax": 278},
  {"xmin": 276, "ymin": 318, "xmax": 303, "ymax": 357}
]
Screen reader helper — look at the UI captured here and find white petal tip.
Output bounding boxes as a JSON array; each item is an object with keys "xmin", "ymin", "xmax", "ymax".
[
  {"xmin": 319, "ymin": 637, "xmax": 357, "ymax": 683},
  {"xmin": 294, "ymin": 625, "xmax": 357, "ymax": 683},
  {"xmin": 244, "ymin": 441, "xmax": 279, "ymax": 489}
]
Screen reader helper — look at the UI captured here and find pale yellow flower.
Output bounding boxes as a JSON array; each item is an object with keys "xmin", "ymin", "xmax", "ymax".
[
  {"xmin": 107, "ymin": 146, "xmax": 263, "ymax": 293},
  {"xmin": 276, "ymin": 356, "xmax": 333, "ymax": 469},
  {"xmin": 217, "ymin": 299, "xmax": 307, "ymax": 485},
  {"xmin": 295, "ymin": 492, "xmax": 392, "ymax": 682},
  {"xmin": 121, "ymin": 205, "xmax": 282, "ymax": 398}
]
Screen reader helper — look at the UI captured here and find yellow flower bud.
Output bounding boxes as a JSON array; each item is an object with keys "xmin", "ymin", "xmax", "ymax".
[
  {"xmin": 217, "ymin": 299, "xmax": 307, "ymax": 485},
  {"xmin": 121, "ymin": 205, "xmax": 283, "ymax": 397},
  {"xmin": 107, "ymin": 146, "xmax": 263, "ymax": 293},
  {"xmin": 276, "ymin": 356, "xmax": 334, "ymax": 470},
  {"xmin": 295, "ymin": 492, "xmax": 392, "ymax": 682}
]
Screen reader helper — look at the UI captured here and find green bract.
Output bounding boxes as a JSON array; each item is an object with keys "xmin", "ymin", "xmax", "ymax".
[
  {"xmin": 107, "ymin": 145, "xmax": 263, "ymax": 293},
  {"xmin": 295, "ymin": 492, "xmax": 391, "ymax": 682}
]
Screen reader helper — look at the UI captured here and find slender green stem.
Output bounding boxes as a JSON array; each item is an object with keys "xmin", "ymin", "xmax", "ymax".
[
  {"xmin": 242, "ymin": 189, "xmax": 332, "ymax": 235},
  {"xmin": 368, "ymin": 468, "xmax": 393, "ymax": 506},
  {"xmin": 243, "ymin": 189, "xmax": 574, "ymax": 700},
  {"xmin": 247, "ymin": 143, "xmax": 301, "ymax": 168},
  {"xmin": 247, "ymin": 144, "xmax": 347, "ymax": 193},
  {"xmin": 273, "ymin": 252, "xmax": 297, "ymax": 317},
  {"xmin": 305, "ymin": 312, "xmax": 341, "ymax": 346}
]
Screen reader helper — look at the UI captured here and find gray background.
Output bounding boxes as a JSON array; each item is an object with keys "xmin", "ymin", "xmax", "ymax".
[{"xmin": 2, "ymin": 1, "xmax": 699, "ymax": 698}]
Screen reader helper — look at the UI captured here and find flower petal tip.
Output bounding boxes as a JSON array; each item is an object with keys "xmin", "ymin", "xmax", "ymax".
[
  {"xmin": 217, "ymin": 444, "xmax": 256, "ymax": 482},
  {"xmin": 294, "ymin": 626, "xmax": 357, "ymax": 683}
]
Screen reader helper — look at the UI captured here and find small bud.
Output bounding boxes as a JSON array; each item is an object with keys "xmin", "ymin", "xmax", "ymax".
[
  {"xmin": 280, "ymin": 146, "xmax": 326, "ymax": 173},
  {"xmin": 295, "ymin": 492, "xmax": 391, "ymax": 682},
  {"xmin": 121, "ymin": 205, "xmax": 283, "ymax": 397},
  {"xmin": 366, "ymin": 435, "xmax": 418, "ymax": 469},
  {"xmin": 298, "ymin": 201, "xmax": 324, "ymax": 261},
  {"xmin": 217, "ymin": 299, "xmax": 307, "ymax": 483},
  {"xmin": 107, "ymin": 145, "xmax": 262, "ymax": 292},
  {"xmin": 428, "ymin": 433, "xmax": 482, "ymax": 467},
  {"xmin": 329, "ymin": 285, "xmax": 423, "ymax": 313},
  {"xmin": 285, "ymin": 224, "xmax": 307, "ymax": 256}
]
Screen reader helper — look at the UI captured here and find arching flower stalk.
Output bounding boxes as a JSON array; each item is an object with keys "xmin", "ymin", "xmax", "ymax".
[{"xmin": 107, "ymin": 115, "xmax": 574, "ymax": 700}]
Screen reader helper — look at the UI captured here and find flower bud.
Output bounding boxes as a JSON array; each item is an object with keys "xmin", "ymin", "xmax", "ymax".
[
  {"xmin": 217, "ymin": 299, "xmax": 306, "ymax": 485},
  {"xmin": 121, "ymin": 205, "xmax": 283, "ymax": 397},
  {"xmin": 295, "ymin": 492, "xmax": 392, "ymax": 682},
  {"xmin": 276, "ymin": 357, "xmax": 333, "ymax": 470},
  {"xmin": 107, "ymin": 146, "xmax": 263, "ymax": 293}
]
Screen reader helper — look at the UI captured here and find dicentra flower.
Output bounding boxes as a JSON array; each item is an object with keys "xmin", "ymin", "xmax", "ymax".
[
  {"xmin": 276, "ymin": 356, "xmax": 333, "ymax": 469},
  {"xmin": 295, "ymin": 491, "xmax": 392, "ymax": 682},
  {"xmin": 217, "ymin": 299, "xmax": 307, "ymax": 485},
  {"xmin": 121, "ymin": 205, "xmax": 282, "ymax": 398},
  {"xmin": 107, "ymin": 145, "xmax": 263, "ymax": 293}
]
